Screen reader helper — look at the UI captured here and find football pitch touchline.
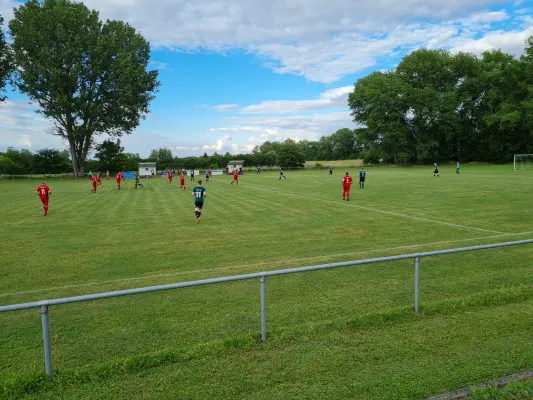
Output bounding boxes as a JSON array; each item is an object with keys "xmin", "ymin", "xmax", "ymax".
[
  {"xmin": 245, "ymin": 185, "xmax": 506, "ymax": 235},
  {"xmin": 2, "ymin": 231, "xmax": 533, "ymax": 299}
]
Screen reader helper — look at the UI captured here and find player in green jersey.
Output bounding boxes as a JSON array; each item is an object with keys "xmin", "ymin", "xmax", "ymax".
[
  {"xmin": 192, "ymin": 180, "xmax": 207, "ymax": 223},
  {"xmin": 433, "ymin": 162, "xmax": 439, "ymax": 178},
  {"xmin": 359, "ymin": 168, "xmax": 366, "ymax": 188},
  {"xmin": 456, "ymin": 161, "xmax": 460, "ymax": 174}
]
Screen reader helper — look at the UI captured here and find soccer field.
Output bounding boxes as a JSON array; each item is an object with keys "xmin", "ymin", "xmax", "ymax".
[{"xmin": 2, "ymin": 165, "xmax": 533, "ymax": 399}]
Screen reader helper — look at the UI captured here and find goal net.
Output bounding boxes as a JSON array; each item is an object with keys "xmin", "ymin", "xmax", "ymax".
[{"xmin": 514, "ymin": 154, "xmax": 533, "ymax": 170}]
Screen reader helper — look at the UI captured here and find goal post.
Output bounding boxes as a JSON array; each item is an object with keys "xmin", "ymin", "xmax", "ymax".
[{"xmin": 514, "ymin": 154, "xmax": 533, "ymax": 170}]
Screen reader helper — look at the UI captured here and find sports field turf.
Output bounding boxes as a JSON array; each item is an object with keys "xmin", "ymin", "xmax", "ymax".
[{"xmin": 1, "ymin": 165, "xmax": 533, "ymax": 399}]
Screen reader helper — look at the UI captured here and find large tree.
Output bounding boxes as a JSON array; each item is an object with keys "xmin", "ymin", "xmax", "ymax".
[
  {"xmin": 9, "ymin": 0, "xmax": 160, "ymax": 177},
  {"xmin": 0, "ymin": 16, "xmax": 12, "ymax": 102}
]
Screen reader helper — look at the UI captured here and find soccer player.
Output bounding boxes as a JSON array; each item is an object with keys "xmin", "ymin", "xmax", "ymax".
[
  {"xmin": 342, "ymin": 172, "xmax": 353, "ymax": 201},
  {"xmin": 456, "ymin": 161, "xmax": 460, "ymax": 174},
  {"xmin": 205, "ymin": 170, "xmax": 209, "ymax": 183},
  {"xmin": 192, "ymin": 180, "xmax": 206, "ymax": 223},
  {"xmin": 97, "ymin": 172, "xmax": 102, "ymax": 187},
  {"xmin": 208, "ymin": 169, "xmax": 212, "ymax": 178},
  {"xmin": 256, "ymin": 166, "xmax": 260, "ymax": 175},
  {"xmin": 190, "ymin": 170, "xmax": 194, "ymax": 182},
  {"xmin": 168, "ymin": 169, "xmax": 173, "ymax": 184},
  {"xmin": 116, "ymin": 171, "xmax": 123, "ymax": 190},
  {"xmin": 134, "ymin": 172, "xmax": 144, "ymax": 188},
  {"xmin": 36, "ymin": 180, "xmax": 51, "ymax": 216},
  {"xmin": 231, "ymin": 168, "xmax": 239, "ymax": 185},
  {"xmin": 106, "ymin": 170, "xmax": 110, "ymax": 180},
  {"xmin": 91, "ymin": 174, "xmax": 98, "ymax": 193},
  {"xmin": 279, "ymin": 168, "xmax": 286, "ymax": 180},
  {"xmin": 179, "ymin": 172, "xmax": 186, "ymax": 191},
  {"xmin": 433, "ymin": 162, "xmax": 439, "ymax": 178},
  {"xmin": 88, "ymin": 170, "xmax": 93, "ymax": 180},
  {"xmin": 359, "ymin": 168, "xmax": 366, "ymax": 188},
  {"xmin": 329, "ymin": 167, "xmax": 333, "ymax": 177}
]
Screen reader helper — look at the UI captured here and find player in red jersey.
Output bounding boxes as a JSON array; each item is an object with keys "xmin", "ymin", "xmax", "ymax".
[
  {"xmin": 116, "ymin": 171, "xmax": 123, "ymax": 190},
  {"xmin": 168, "ymin": 169, "xmax": 173, "ymax": 184},
  {"xmin": 91, "ymin": 174, "xmax": 98, "ymax": 193},
  {"xmin": 179, "ymin": 172, "xmax": 186, "ymax": 191},
  {"xmin": 230, "ymin": 169, "xmax": 239, "ymax": 185},
  {"xmin": 36, "ymin": 180, "xmax": 51, "ymax": 216},
  {"xmin": 342, "ymin": 172, "xmax": 353, "ymax": 201},
  {"xmin": 96, "ymin": 172, "xmax": 102, "ymax": 187}
]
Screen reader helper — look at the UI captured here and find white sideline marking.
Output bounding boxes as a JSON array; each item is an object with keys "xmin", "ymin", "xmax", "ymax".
[
  {"xmin": 2, "ymin": 231, "xmax": 533, "ymax": 299},
  {"xmin": 245, "ymin": 185, "xmax": 506, "ymax": 235}
]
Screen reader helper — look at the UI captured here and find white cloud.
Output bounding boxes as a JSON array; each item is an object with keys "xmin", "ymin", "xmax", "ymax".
[
  {"xmin": 450, "ymin": 26, "xmax": 533, "ymax": 56},
  {"xmin": 201, "ymin": 134, "xmax": 232, "ymax": 151},
  {"xmin": 213, "ymin": 104, "xmax": 239, "ymax": 111},
  {"xmin": 149, "ymin": 60, "xmax": 170, "ymax": 70},
  {"xmin": 237, "ymin": 86, "xmax": 352, "ymax": 114},
  {"xmin": 76, "ymin": 0, "xmax": 524, "ymax": 83}
]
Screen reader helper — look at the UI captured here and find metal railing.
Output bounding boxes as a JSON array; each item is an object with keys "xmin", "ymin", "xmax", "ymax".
[{"xmin": 1, "ymin": 239, "xmax": 532, "ymax": 381}]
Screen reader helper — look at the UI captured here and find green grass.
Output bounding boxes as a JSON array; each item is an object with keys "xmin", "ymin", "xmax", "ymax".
[
  {"xmin": 470, "ymin": 379, "xmax": 533, "ymax": 399},
  {"xmin": 1, "ymin": 165, "xmax": 533, "ymax": 399}
]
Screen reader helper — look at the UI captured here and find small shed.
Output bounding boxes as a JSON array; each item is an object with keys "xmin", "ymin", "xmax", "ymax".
[
  {"xmin": 227, "ymin": 160, "xmax": 244, "ymax": 173},
  {"xmin": 139, "ymin": 162, "xmax": 156, "ymax": 178}
]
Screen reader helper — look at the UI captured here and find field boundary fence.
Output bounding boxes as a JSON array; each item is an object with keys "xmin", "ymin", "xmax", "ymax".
[{"xmin": 1, "ymin": 239, "xmax": 532, "ymax": 380}]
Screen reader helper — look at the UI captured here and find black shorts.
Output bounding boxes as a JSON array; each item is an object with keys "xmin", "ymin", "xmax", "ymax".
[
  {"xmin": 434, "ymin": 169, "xmax": 439, "ymax": 174},
  {"xmin": 360, "ymin": 178, "xmax": 365, "ymax": 182},
  {"xmin": 195, "ymin": 202, "xmax": 203, "ymax": 209}
]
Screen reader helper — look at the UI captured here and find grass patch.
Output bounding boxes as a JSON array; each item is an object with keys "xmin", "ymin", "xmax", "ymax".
[{"xmin": 1, "ymin": 166, "xmax": 533, "ymax": 398}]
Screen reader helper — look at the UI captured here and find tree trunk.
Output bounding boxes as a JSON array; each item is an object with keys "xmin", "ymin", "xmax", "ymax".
[{"xmin": 68, "ymin": 138, "xmax": 85, "ymax": 178}]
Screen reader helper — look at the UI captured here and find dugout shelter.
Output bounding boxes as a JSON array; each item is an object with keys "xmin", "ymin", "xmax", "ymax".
[
  {"xmin": 139, "ymin": 162, "xmax": 157, "ymax": 178},
  {"xmin": 227, "ymin": 160, "xmax": 244, "ymax": 174}
]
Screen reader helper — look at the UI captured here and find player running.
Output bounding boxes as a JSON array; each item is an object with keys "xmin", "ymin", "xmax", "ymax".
[
  {"xmin": 116, "ymin": 171, "xmax": 124, "ymax": 190},
  {"xmin": 359, "ymin": 168, "xmax": 366, "ymax": 188},
  {"xmin": 256, "ymin": 166, "xmax": 260, "ymax": 175},
  {"xmin": 91, "ymin": 174, "xmax": 98, "ymax": 193},
  {"xmin": 190, "ymin": 170, "xmax": 194, "ymax": 182},
  {"xmin": 329, "ymin": 167, "xmax": 333, "ymax": 177},
  {"xmin": 179, "ymin": 172, "xmax": 186, "ymax": 191},
  {"xmin": 168, "ymin": 169, "xmax": 173, "ymax": 184},
  {"xmin": 456, "ymin": 161, "xmax": 460, "ymax": 174},
  {"xmin": 134, "ymin": 172, "xmax": 144, "ymax": 188},
  {"xmin": 36, "ymin": 180, "xmax": 51, "ymax": 216},
  {"xmin": 205, "ymin": 170, "xmax": 209, "ymax": 183},
  {"xmin": 342, "ymin": 172, "xmax": 353, "ymax": 201},
  {"xmin": 192, "ymin": 180, "xmax": 206, "ymax": 223},
  {"xmin": 279, "ymin": 168, "xmax": 286, "ymax": 180},
  {"xmin": 231, "ymin": 169, "xmax": 239, "ymax": 185},
  {"xmin": 433, "ymin": 162, "xmax": 439, "ymax": 178},
  {"xmin": 96, "ymin": 172, "xmax": 102, "ymax": 187},
  {"xmin": 106, "ymin": 170, "xmax": 110, "ymax": 180}
]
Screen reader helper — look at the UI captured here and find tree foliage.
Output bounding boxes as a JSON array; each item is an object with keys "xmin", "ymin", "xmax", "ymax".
[
  {"xmin": 349, "ymin": 43, "xmax": 533, "ymax": 164},
  {"xmin": 0, "ymin": 16, "xmax": 12, "ymax": 102},
  {"xmin": 9, "ymin": 0, "xmax": 160, "ymax": 176}
]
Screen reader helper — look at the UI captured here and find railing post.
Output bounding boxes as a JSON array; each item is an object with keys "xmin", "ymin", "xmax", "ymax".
[
  {"xmin": 41, "ymin": 305, "xmax": 53, "ymax": 380},
  {"xmin": 260, "ymin": 276, "xmax": 267, "ymax": 342},
  {"xmin": 414, "ymin": 257, "xmax": 420, "ymax": 313}
]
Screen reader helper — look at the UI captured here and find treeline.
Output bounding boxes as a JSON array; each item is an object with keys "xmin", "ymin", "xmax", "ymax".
[
  {"xmin": 348, "ymin": 40, "xmax": 533, "ymax": 164},
  {"xmin": 0, "ymin": 148, "xmax": 71, "ymax": 174},
  {"xmin": 0, "ymin": 130, "xmax": 363, "ymax": 174}
]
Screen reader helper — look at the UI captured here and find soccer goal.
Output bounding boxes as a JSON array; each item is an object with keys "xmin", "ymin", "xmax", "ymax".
[{"xmin": 514, "ymin": 154, "xmax": 533, "ymax": 170}]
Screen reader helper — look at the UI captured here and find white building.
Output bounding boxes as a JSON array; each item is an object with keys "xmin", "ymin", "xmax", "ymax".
[
  {"xmin": 227, "ymin": 160, "xmax": 244, "ymax": 173},
  {"xmin": 139, "ymin": 162, "xmax": 157, "ymax": 178}
]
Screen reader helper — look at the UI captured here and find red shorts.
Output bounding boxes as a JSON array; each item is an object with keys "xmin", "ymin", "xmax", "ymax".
[
  {"xmin": 343, "ymin": 185, "xmax": 351, "ymax": 192},
  {"xmin": 40, "ymin": 196, "xmax": 49, "ymax": 205}
]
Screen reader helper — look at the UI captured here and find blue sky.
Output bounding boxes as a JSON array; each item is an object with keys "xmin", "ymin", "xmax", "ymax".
[{"xmin": 1, "ymin": 0, "xmax": 532, "ymax": 157}]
